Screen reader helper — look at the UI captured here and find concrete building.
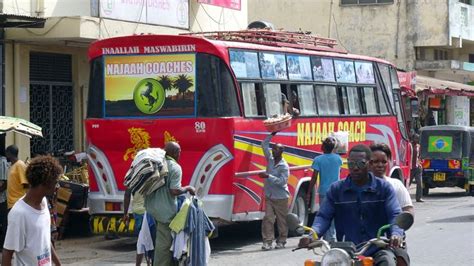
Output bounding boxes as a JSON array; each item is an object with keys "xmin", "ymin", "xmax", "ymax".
[
  {"xmin": 1, "ymin": 0, "xmax": 248, "ymax": 160},
  {"xmin": 249, "ymin": 0, "xmax": 474, "ymax": 126}
]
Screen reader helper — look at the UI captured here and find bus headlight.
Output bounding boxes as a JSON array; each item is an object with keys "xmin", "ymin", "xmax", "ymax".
[{"xmin": 321, "ymin": 248, "xmax": 352, "ymax": 266}]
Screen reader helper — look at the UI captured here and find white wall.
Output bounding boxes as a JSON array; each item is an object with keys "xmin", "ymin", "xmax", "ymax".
[
  {"xmin": 3, "ymin": 0, "xmax": 32, "ymax": 16},
  {"xmin": 42, "ymin": 0, "xmax": 91, "ymax": 17},
  {"xmin": 2, "ymin": 0, "xmax": 91, "ymax": 17},
  {"xmin": 190, "ymin": 0, "xmax": 247, "ymax": 32},
  {"xmin": 449, "ymin": 0, "xmax": 474, "ymax": 42},
  {"xmin": 446, "ymin": 96, "xmax": 470, "ymax": 126}
]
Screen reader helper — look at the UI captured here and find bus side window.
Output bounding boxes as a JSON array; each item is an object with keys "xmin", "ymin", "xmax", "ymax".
[
  {"xmin": 361, "ymin": 87, "xmax": 378, "ymax": 114},
  {"xmin": 263, "ymin": 83, "xmax": 284, "ymax": 117},
  {"xmin": 296, "ymin": 84, "xmax": 316, "ymax": 116},
  {"xmin": 376, "ymin": 85, "xmax": 390, "ymax": 114},
  {"xmin": 241, "ymin": 82, "xmax": 265, "ymax": 117},
  {"xmin": 344, "ymin": 86, "xmax": 361, "ymax": 115},
  {"xmin": 378, "ymin": 63, "xmax": 395, "ymax": 113},
  {"xmin": 315, "ymin": 85, "xmax": 339, "ymax": 115}
]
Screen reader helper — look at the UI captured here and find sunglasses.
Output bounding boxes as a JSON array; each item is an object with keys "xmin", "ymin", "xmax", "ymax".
[
  {"xmin": 348, "ymin": 160, "xmax": 368, "ymax": 169},
  {"xmin": 370, "ymin": 159, "xmax": 388, "ymax": 164}
]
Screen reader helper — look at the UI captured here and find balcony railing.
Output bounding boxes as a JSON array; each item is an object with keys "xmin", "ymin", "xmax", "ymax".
[{"xmin": 415, "ymin": 60, "xmax": 474, "ymax": 72}]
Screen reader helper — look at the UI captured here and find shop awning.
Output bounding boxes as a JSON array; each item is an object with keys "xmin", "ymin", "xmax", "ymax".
[
  {"xmin": 416, "ymin": 76, "xmax": 474, "ymax": 97},
  {"xmin": 0, "ymin": 14, "xmax": 45, "ymax": 28}
]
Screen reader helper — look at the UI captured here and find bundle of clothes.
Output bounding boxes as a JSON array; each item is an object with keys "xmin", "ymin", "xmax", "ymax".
[
  {"xmin": 169, "ymin": 197, "xmax": 215, "ymax": 266},
  {"xmin": 124, "ymin": 148, "xmax": 168, "ymax": 196}
]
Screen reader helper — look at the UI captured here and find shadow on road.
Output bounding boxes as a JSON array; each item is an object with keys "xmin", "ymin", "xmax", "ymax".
[
  {"xmin": 210, "ymin": 221, "xmax": 262, "ymax": 253},
  {"xmin": 424, "ymin": 190, "xmax": 468, "ymax": 199},
  {"xmin": 428, "ymin": 215, "xmax": 474, "ymax": 223}
]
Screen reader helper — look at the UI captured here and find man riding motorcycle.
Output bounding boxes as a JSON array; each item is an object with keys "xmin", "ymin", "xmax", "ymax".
[{"xmin": 299, "ymin": 144, "xmax": 409, "ymax": 266}]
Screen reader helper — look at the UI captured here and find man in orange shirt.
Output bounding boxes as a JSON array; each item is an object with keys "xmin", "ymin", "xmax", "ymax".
[{"xmin": 6, "ymin": 145, "xmax": 28, "ymax": 210}]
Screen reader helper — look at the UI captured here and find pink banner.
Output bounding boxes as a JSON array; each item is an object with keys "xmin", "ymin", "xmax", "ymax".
[
  {"xmin": 397, "ymin": 71, "xmax": 416, "ymax": 90},
  {"xmin": 198, "ymin": 0, "xmax": 241, "ymax": 10}
]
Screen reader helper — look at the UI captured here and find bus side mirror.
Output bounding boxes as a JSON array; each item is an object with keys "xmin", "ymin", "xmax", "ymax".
[{"xmin": 410, "ymin": 99, "xmax": 419, "ymax": 118}]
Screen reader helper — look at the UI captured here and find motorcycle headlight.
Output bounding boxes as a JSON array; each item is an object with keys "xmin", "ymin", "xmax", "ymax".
[{"xmin": 321, "ymin": 248, "xmax": 352, "ymax": 266}]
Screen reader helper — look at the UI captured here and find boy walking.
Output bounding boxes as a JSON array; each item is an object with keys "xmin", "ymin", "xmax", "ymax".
[
  {"xmin": 2, "ymin": 155, "xmax": 62, "ymax": 266},
  {"xmin": 306, "ymin": 137, "xmax": 342, "ymax": 242}
]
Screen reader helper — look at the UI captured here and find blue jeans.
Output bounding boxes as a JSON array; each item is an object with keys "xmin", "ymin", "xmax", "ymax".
[
  {"xmin": 319, "ymin": 195, "xmax": 336, "ymax": 242},
  {"xmin": 133, "ymin": 213, "xmax": 144, "ymax": 236}
]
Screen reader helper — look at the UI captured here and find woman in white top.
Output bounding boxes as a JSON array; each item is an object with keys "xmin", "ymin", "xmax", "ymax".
[{"xmin": 369, "ymin": 143, "xmax": 414, "ymax": 215}]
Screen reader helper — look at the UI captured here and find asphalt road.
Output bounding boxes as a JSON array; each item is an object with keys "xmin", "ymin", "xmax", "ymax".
[{"xmin": 54, "ymin": 186, "xmax": 474, "ymax": 265}]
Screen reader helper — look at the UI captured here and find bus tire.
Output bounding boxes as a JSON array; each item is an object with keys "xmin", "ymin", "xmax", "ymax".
[
  {"xmin": 469, "ymin": 185, "xmax": 474, "ymax": 197},
  {"xmin": 422, "ymin": 183, "xmax": 429, "ymax": 196},
  {"xmin": 289, "ymin": 191, "xmax": 308, "ymax": 237}
]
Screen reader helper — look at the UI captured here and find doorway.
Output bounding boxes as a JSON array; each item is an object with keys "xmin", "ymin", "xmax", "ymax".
[{"xmin": 29, "ymin": 52, "xmax": 73, "ymax": 156}]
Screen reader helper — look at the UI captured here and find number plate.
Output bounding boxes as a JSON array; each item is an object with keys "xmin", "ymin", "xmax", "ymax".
[
  {"xmin": 91, "ymin": 216, "xmax": 135, "ymax": 235},
  {"xmin": 433, "ymin": 172, "xmax": 446, "ymax": 181}
]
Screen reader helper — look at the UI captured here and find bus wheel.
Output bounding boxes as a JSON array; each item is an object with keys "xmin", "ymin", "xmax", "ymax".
[
  {"xmin": 289, "ymin": 191, "xmax": 308, "ymax": 237},
  {"xmin": 469, "ymin": 185, "xmax": 474, "ymax": 197},
  {"xmin": 422, "ymin": 183, "xmax": 429, "ymax": 196}
]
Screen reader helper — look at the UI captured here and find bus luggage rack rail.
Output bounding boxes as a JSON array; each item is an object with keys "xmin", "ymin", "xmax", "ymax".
[{"xmin": 184, "ymin": 29, "xmax": 347, "ymax": 53}]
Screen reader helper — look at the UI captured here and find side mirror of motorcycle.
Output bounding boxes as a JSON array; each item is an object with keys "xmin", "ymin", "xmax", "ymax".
[
  {"xmin": 395, "ymin": 211, "xmax": 414, "ymax": 230},
  {"xmin": 287, "ymin": 213, "xmax": 305, "ymax": 235},
  {"xmin": 287, "ymin": 213, "xmax": 318, "ymax": 240},
  {"xmin": 377, "ymin": 211, "xmax": 414, "ymax": 238}
]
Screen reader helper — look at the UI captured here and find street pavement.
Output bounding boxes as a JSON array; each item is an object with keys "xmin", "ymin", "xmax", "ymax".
[{"xmin": 52, "ymin": 186, "xmax": 473, "ymax": 265}]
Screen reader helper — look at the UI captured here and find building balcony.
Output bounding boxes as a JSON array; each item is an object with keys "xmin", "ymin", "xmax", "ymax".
[{"xmin": 415, "ymin": 60, "xmax": 474, "ymax": 73}]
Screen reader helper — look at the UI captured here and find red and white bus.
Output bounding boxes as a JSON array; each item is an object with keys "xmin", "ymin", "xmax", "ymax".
[{"xmin": 85, "ymin": 30, "xmax": 412, "ymax": 234}]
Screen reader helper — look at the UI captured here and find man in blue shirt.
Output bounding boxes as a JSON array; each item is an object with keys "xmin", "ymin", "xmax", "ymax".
[
  {"xmin": 300, "ymin": 144, "xmax": 403, "ymax": 265},
  {"xmin": 258, "ymin": 132, "xmax": 290, "ymax": 250},
  {"xmin": 306, "ymin": 137, "xmax": 342, "ymax": 242}
]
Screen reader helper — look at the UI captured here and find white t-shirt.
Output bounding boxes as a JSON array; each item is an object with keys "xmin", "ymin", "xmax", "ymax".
[
  {"xmin": 4, "ymin": 197, "xmax": 52, "ymax": 266},
  {"xmin": 384, "ymin": 176, "xmax": 413, "ymax": 209}
]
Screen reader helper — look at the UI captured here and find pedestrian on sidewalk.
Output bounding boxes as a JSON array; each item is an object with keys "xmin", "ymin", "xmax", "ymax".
[
  {"xmin": 145, "ymin": 142, "xmax": 195, "ymax": 266},
  {"xmin": 5, "ymin": 145, "xmax": 28, "ymax": 210},
  {"xmin": 306, "ymin": 137, "xmax": 342, "ymax": 242},
  {"xmin": 258, "ymin": 132, "xmax": 290, "ymax": 250},
  {"xmin": 411, "ymin": 134, "xmax": 424, "ymax": 202},
  {"xmin": 370, "ymin": 143, "xmax": 414, "ymax": 214},
  {"xmin": 2, "ymin": 155, "xmax": 62, "ymax": 266}
]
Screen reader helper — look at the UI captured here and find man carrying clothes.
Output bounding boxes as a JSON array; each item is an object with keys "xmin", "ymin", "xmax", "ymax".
[
  {"xmin": 299, "ymin": 144, "xmax": 405, "ymax": 266},
  {"xmin": 145, "ymin": 142, "xmax": 195, "ymax": 266},
  {"xmin": 258, "ymin": 132, "xmax": 290, "ymax": 250},
  {"xmin": 306, "ymin": 137, "xmax": 342, "ymax": 242}
]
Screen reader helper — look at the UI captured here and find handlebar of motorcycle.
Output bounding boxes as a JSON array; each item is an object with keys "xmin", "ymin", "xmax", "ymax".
[
  {"xmin": 355, "ymin": 237, "xmax": 390, "ymax": 256},
  {"xmin": 301, "ymin": 225, "xmax": 318, "ymax": 240}
]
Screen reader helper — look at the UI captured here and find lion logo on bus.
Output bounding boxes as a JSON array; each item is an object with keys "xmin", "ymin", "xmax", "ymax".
[
  {"xmin": 123, "ymin": 127, "xmax": 151, "ymax": 161},
  {"xmin": 133, "ymin": 78, "xmax": 165, "ymax": 115}
]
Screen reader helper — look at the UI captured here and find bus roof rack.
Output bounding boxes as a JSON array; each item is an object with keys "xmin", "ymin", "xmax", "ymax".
[{"xmin": 183, "ymin": 29, "xmax": 347, "ymax": 53}]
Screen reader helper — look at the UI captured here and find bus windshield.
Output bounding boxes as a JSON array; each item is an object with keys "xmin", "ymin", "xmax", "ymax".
[{"xmin": 87, "ymin": 53, "xmax": 240, "ymax": 119}]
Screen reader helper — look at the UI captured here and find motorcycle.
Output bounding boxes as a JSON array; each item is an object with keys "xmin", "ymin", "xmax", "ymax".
[{"xmin": 288, "ymin": 212, "xmax": 414, "ymax": 266}]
